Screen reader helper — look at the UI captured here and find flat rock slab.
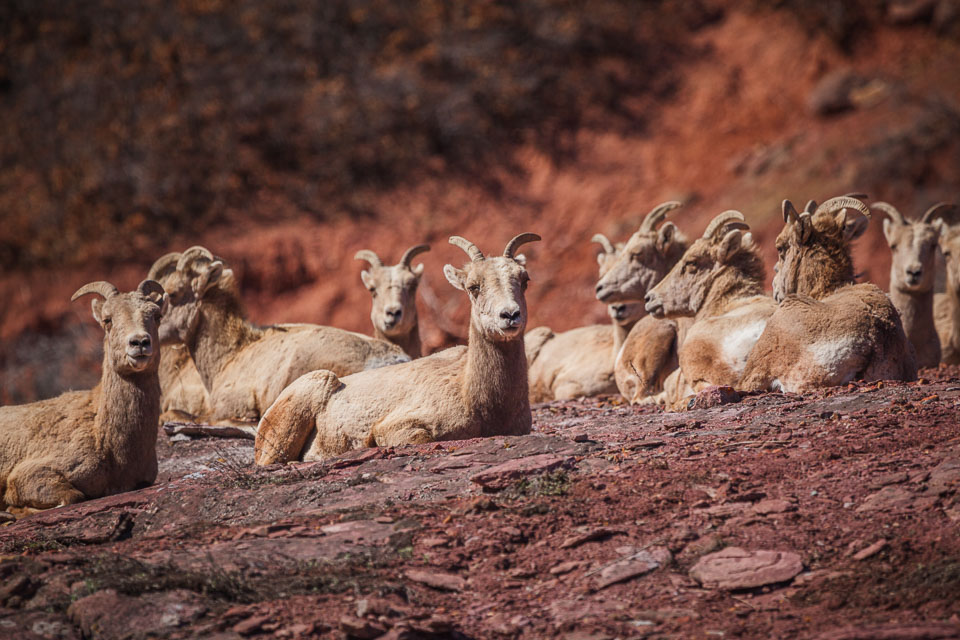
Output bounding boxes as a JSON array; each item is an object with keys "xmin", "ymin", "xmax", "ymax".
[
  {"xmin": 689, "ymin": 547, "xmax": 803, "ymax": 590},
  {"xmin": 405, "ymin": 569, "xmax": 466, "ymax": 592},
  {"xmin": 815, "ymin": 622, "xmax": 960, "ymax": 639},
  {"xmin": 595, "ymin": 547, "xmax": 672, "ymax": 590},
  {"xmin": 470, "ymin": 453, "xmax": 572, "ymax": 491}
]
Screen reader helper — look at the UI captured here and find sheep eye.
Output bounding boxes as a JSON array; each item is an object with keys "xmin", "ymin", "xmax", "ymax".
[
  {"xmin": 103, "ymin": 317, "xmax": 112, "ymax": 328},
  {"xmin": 684, "ymin": 262, "xmax": 697, "ymax": 274},
  {"xmin": 468, "ymin": 284, "xmax": 480, "ymax": 295}
]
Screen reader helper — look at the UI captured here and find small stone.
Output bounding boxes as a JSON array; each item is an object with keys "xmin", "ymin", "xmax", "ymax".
[
  {"xmin": 852, "ymin": 539, "xmax": 887, "ymax": 561},
  {"xmin": 560, "ymin": 527, "xmax": 624, "ymax": 549},
  {"xmin": 405, "ymin": 569, "xmax": 465, "ymax": 592},
  {"xmin": 550, "ymin": 560, "xmax": 585, "ymax": 576},
  {"xmin": 752, "ymin": 499, "xmax": 797, "ymax": 516},
  {"xmin": 595, "ymin": 547, "xmax": 671, "ymax": 590},
  {"xmin": 234, "ymin": 614, "xmax": 272, "ymax": 636},
  {"xmin": 339, "ymin": 615, "xmax": 387, "ymax": 639},
  {"xmin": 689, "ymin": 547, "xmax": 803, "ymax": 590}
]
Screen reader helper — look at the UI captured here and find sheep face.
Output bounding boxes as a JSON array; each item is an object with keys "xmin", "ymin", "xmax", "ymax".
[
  {"xmin": 356, "ymin": 245, "xmax": 429, "ymax": 339},
  {"xmin": 74, "ymin": 280, "xmax": 167, "ymax": 375},
  {"xmin": 773, "ymin": 197, "xmax": 871, "ymax": 302},
  {"xmin": 644, "ymin": 230, "xmax": 746, "ymax": 318},
  {"xmin": 445, "ymin": 256, "xmax": 530, "ymax": 341},
  {"xmin": 594, "ymin": 237, "xmax": 649, "ymax": 327},
  {"xmin": 156, "ymin": 251, "xmax": 226, "ymax": 346},
  {"xmin": 595, "ymin": 223, "xmax": 682, "ymax": 303},
  {"xmin": 941, "ymin": 225, "xmax": 960, "ymax": 292},
  {"xmin": 884, "ymin": 219, "xmax": 941, "ymax": 293}
]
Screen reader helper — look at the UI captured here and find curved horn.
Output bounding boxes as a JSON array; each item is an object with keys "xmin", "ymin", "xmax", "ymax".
[
  {"xmin": 803, "ymin": 200, "xmax": 818, "ymax": 214},
  {"xmin": 137, "ymin": 279, "xmax": 165, "ymax": 300},
  {"xmin": 147, "ymin": 252, "xmax": 182, "ymax": 281},
  {"xmin": 449, "ymin": 236, "xmax": 484, "ymax": 262},
  {"xmin": 871, "ymin": 202, "xmax": 906, "ymax": 225},
  {"xmin": 504, "ymin": 232, "xmax": 542, "ymax": 258},
  {"xmin": 591, "ymin": 233, "xmax": 615, "ymax": 255},
  {"xmin": 639, "ymin": 200, "xmax": 683, "ymax": 232},
  {"xmin": 703, "ymin": 210, "xmax": 747, "ymax": 239},
  {"xmin": 354, "ymin": 249, "xmax": 382, "ymax": 268},
  {"xmin": 399, "ymin": 244, "xmax": 430, "ymax": 268},
  {"xmin": 815, "ymin": 196, "xmax": 871, "ymax": 219},
  {"xmin": 783, "ymin": 200, "xmax": 800, "ymax": 223},
  {"xmin": 71, "ymin": 281, "xmax": 119, "ymax": 302},
  {"xmin": 843, "ymin": 192, "xmax": 869, "ymax": 200},
  {"xmin": 921, "ymin": 202, "xmax": 954, "ymax": 224},
  {"xmin": 176, "ymin": 246, "xmax": 216, "ymax": 272}
]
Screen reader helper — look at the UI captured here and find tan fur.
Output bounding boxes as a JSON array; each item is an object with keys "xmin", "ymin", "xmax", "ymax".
[
  {"xmin": 877, "ymin": 203, "xmax": 943, "ymax": 368},
  {"xmin": 0, "ymin": 280, "xmax": 166, "ymax": 509},
  {"xmin": 255, "ymin": 233, "xmax": 539, "ymax": 464},
  {"xmin": 935, "ymin": 223, "xmax": 960, "ymax": 363},
  {"xmin": 356, "ymin": 244, "xmax": 428, "ymax": 358},
  {"xmin": 645, "ymin": 212, "xmax": 775, "ymax": 405},
  {"xmin": 159, "ymin": 246, "xmax": 409, "ymax": 426},
  {"xmin": 525, "ymin": 237, "xmax": 647, "ymax": 402},
  {"xmin": 613, "ymin": 315, "xmax": 683, "ymax": 404},
  {"xmin": 740, "ymin": 198, "xmax": 917, "ymax": 392}
]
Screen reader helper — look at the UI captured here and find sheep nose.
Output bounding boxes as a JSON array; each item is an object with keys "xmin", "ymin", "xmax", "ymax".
[
  {"xmin": 128, "ymin": 334, "xmax": 152, "ymax": 353},
  {"xmin": 384, "ymin": 306, "xmax": 402, "ymax": 322},
  {"xmin": 906, "ymin": 265, "xmax": 923, "ymax": 279},
  {"xmin": 644, "ymin": 292, "xmax": 655, "ymax": 304},
  {"xmin": 500, "ymin": 309, "xmax": 522, "ymax": 325}
]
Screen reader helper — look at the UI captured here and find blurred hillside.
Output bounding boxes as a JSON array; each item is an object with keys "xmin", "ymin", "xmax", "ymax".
[{"xmin": 2, "ymin": 0, "xmax": 959, "ymax": 402}]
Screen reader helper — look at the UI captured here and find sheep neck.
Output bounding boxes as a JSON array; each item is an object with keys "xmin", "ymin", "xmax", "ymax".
[
  {"xmin": 890, "ymin": 286, "xmax": 936, "ymax": 348},
  {"xmin": 93, "ymin": 353, "xmax": 160, "ymax": 469},
  {"xmin": 611, "ymin": 317, "xmax": 638, "ymax": 355},
  {"xmin": 374, "ymin": 324, "xmax": 421, "ymax": 359},
  {"xmin": 946, "ymin": 280, "xmax": 960, "ymax": 346},
  {"xmin": 462, "ymin": 320, "xmax": 530, "ymax": 435},
  {"xmin": 187, "ymin": 302, "xmax": 262, "ymax": 392},
  {"xmin": 697, "ymin": 270, "xmax": 763, "ymax": 320}
]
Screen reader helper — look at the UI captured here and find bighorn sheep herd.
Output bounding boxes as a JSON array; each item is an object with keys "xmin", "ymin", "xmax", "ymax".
[{"xmin": 2, "ymin": 193, "xmax": 956, "ymax": 511}]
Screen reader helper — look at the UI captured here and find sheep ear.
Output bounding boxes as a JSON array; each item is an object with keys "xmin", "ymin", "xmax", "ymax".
[
  {"xmin": 844, "ymin": 215, "xmax": 869, "ymax": 242},
  {"xmin": 192, "ymin": 261, "xmax": 224, "ymax": 298},
  {"xmin": 514, "ymin": 254, "xmax": 527, "ymax": 266},
  {"xmin": 657, "ymin": 222, "xmax": 676, "ymax": 252},
  {"xmin": 360, "ymin": 270, "xmax": 375, "ymax": 290},
  {"xmin": 443, "ymin": 264, "xmax": 466, "ymax": 291},
  {"xmin": 91, "ymin": 299, "xmax": 104, "ymax": 324},
  {"xmin": 413, "ymin": 263, "xmax": 425, "ymax": 277},
  {"xmin": 158, "ymin": 293, "xmax": 170, "ymax": 317},
  {"xmin": 596, "ymin": 253, "xmax": 606, "ymax": 267},
  {"xmin": 882, "ymin": 218, "xmax": 895, "ymax": 244},
  {"xmin": 717, "ymin": 230, "xmax": 742, "ymax": 263}
]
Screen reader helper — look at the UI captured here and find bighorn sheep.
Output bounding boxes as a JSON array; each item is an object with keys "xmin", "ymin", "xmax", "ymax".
[
  {"xmin": 740, "ymin": 197, "xmax": 917, "ymax": 392},
  {"xmin": 255, "ymin": 233, "xmax": 540, "ymax": 464},
  {"xmin": 148, "ymin": 252, "xmax": 212, "ymax": 421},
  {"xmin": 159, "ymin": 246, "xmax": 410, "ymax": 426},
  {"xmin": 645, "ymin": 210, "xmax": 776, "ymax": 400},
  {"xmin": 0, "ymin": 280, "xmax": 166, "ymax": 509},
  {"xmin": 876, "ymin": 202, "xmax": 951, "ymax": 368},
  {"xmin": 355, "ymin": 244, "xmax": 430, "ymax": 358},
  {"xmin": 525, "ymin": 234, "xmax": 645, "ymax": 402},
  {"xmin": 935, "ymin": 214, "xmax": 960, "ymax": 363}
]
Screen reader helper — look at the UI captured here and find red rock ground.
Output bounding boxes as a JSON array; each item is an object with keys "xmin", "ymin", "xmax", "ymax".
[{"xmin": 2, "ymin": 367, "xmax": 960, "ymax": 639}]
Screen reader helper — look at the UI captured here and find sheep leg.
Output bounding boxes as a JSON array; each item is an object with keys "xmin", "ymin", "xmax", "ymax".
[
  {"xmin": 373, "ymin": 422, "xmax": 434, "ymax": 448},
  {"xmin": 255, "ymin": 370, "xmax": 342, "ymax": 465},
  {"xmin": 4, "ymin": 460, "xmax": 84, "ymax": 509}
]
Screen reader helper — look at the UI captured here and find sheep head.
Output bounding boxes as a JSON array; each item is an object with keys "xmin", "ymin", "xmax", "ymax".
[
  {"xmin": 155, "ymin": 246, "xmax": 228, "ymax": 346},
  {"xmin": 443, "ymin": 233, "xmax": 540, "ymax": 341},
  {"xmin": 356, "ymin": 244, "xmax": 429, "ymax": 338},
  {"xmin": 773, "ymin": 195, "xmax": 871, "ymax": 301},
  {"xmin": 645, "ymin": 210, "xmax": 759, "ymax": 318},
  {"xmin": 595, "ymin": 201, "xmax": 685, "ymax": 303},
  {"xmin": 593, "ymin": 234, "xmax": 646, "ymax": 327},
  {"xmin": 936, "ymin": 213, "xmax": 960, "ymax": 293},
  {"xmin": 72, "ymin": 279, "xmax": 167, "ymax": 375},
  {"xmin": 876, "ymin": 202, "xmax": 951, "ymax": 294}
]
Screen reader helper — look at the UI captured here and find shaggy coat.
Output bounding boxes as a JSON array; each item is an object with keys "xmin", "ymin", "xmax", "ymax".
[
  {"xmin": 0, "ymin": 280, "xmax": 166, "ymax": 509},
  {"xmin": 255, "ymin": 233, "xmax": 539, "ymax": 464}
]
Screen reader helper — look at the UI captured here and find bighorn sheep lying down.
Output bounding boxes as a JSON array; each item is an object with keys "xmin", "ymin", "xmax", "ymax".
[
  {"xmin": 645, "ymin": 211, "xmax": 776, "ymax": 401},
  {"xmin": 148, "ymin": 252, "xmax": 212, "ymax": 421},
  {"xmin": 255, "ymin": 233, "xmax": 540, "ymax": 464},
  {"xmin": 876, "ymin": 202, "xmax": 951, "ymax": 368},
  {"xmin": 0, "ymin": 280, "xmax": 166, "ymax": 509},
  {"xmin": 525, "ymin": 234, "xmax": 645, "ymax": 402},
  {"xmin": 356, "ymin": 244, "xmax": 430, "ymax": 358},
  {"xmin": 740, "ymin": 197, "xmax": 917, "ymax": 392},
  {"xmin": 159, "ymin": 246, "xmax": 410, "ymax": 426},
  {"xmin": 935, "ymin": 215, "xmax": 960, "ymax": 363}
]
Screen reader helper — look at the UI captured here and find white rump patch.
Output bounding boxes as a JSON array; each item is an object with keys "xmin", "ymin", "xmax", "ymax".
[
  {"xmin": 722, "ymin": 320, "xmax": 767, "ymax": 375},
  {"xmin": 807, "ymin": 337, "xmax": 859, "ymax": 382}
]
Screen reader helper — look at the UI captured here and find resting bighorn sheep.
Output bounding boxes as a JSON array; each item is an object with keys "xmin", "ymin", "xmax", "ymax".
[
  {"xmin": 740, "ymin": 197, "xmax": 917, "ymax": 392},
  {"xmin": 159, "ymin": 246, "xmax": 410, "ymax": 426},
  {"xmin": 876, "ymin": 202, "xmax": 951, "ymax": 368},
  {"xmin": 254, "ymin": 233, "xmax": 540, "ymax": 464},
  {"xmin": 0, "ymin": 280, "xmax": 166, "ymax": 509},
  {"xmin": 645, "ymin": 211, "xmax": 775, "ymax": 400},
  {"xmin": 525, "ymin": 234, "xmax": 645, "ymax": 402},
  {"xmin": 148, "ymin": 252, "xmax": 212, "ymax": 421},
  {"xmin": 355, "ymin": 244, "xmax": 429, "ymax": 358},
  {"xmin": 935, "ymin": 214, "xmax": 960, "ymax": 363}
]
